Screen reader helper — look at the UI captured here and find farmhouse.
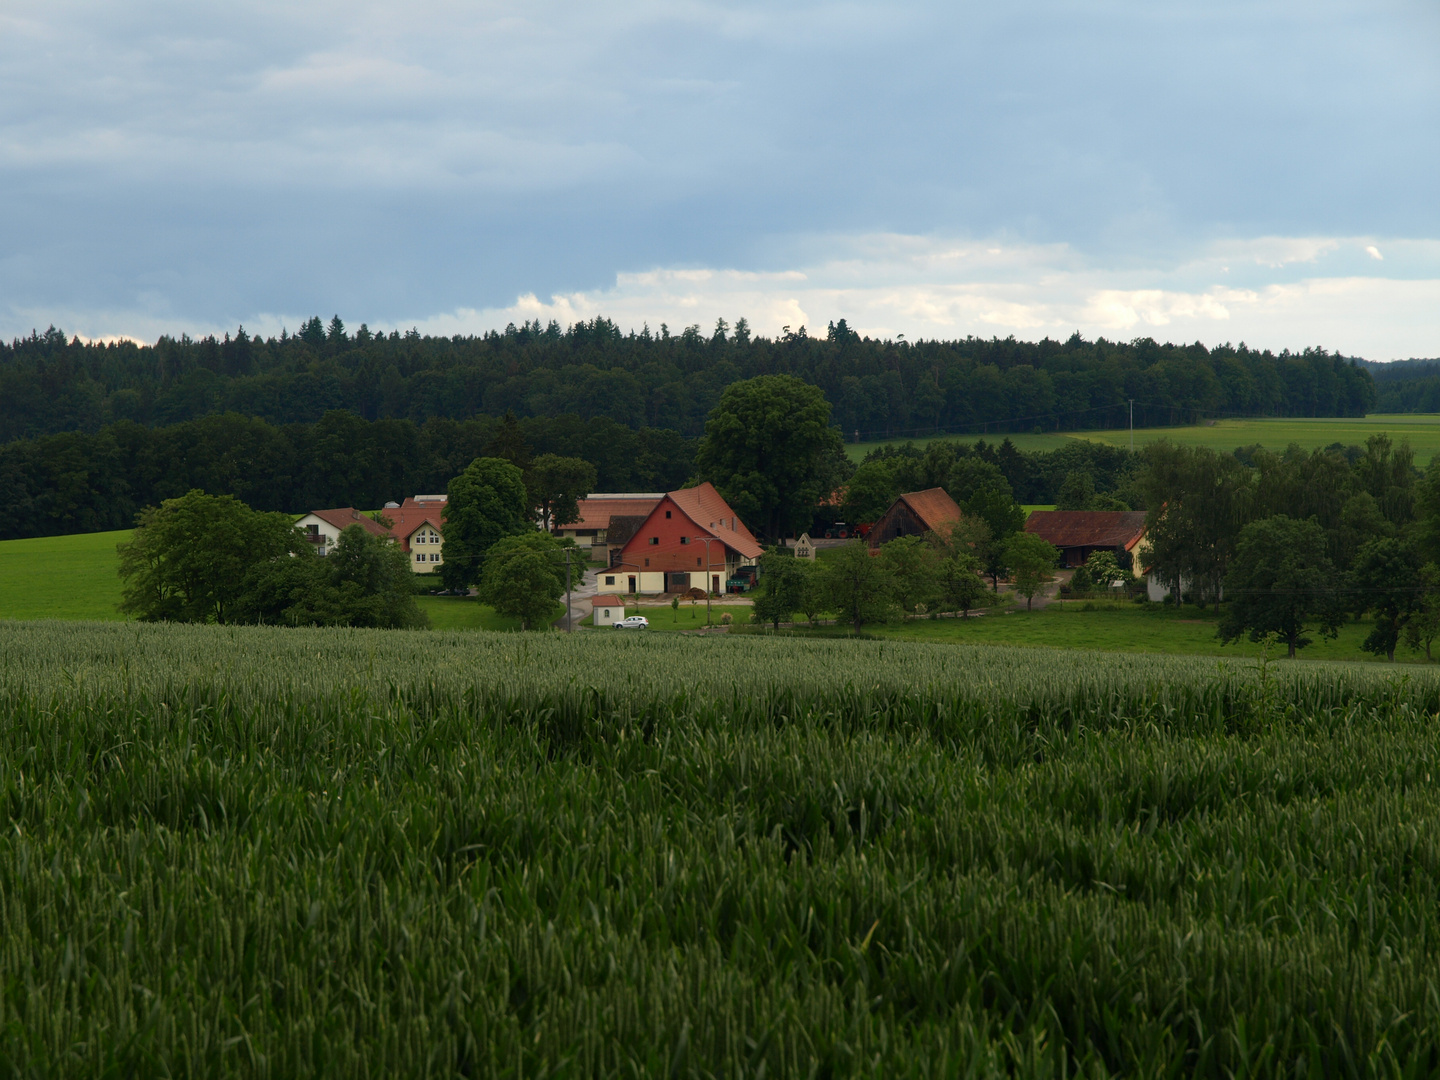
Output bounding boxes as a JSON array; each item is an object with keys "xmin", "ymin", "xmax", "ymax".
[
  {"xmin": 867, "ymin": 488, "xmax": 964, "ymax": 549},
  {"xmin": 599, "ymin": 482, "xmax": 762, "ymax": 595},
  {"xmin": 554, "ymin": 494, "xmax": 663, "ymax": 559},
  {"xmin": 382, "ymin": 495, "xmax": 448, "ymax": 574},
  {"xmin": 1024, "ymin": 510, "xmax": 1147, "ymax": 568},
  {"xmin": 296, "ymin": 508, "xmax": 390, "ymax": 556},
  {"xmin": 590, "ymin": 594, "xmax": 626, "ymax": 627}
]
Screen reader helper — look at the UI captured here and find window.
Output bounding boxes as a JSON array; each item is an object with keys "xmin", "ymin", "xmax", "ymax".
[
  {"xmin": 414, "ymin": 553, "xmax": 423, "ymax": 562},
  {"xmin": 605, "ymin": 576, "xmax": 615, "ymax": 585},
  {"xmin": 649, "ymin": 536, "xmax": 659, "ymax": 545},
  {"xmin": 430, "ymin": 552, "xmax": 440, "ymax": 562},
  {"xmin": 603, "ymin": 609, "xmax": 611, "ymax": 618},
  {"xmin": 644, "ymin": 558, "xmax": 649, "ymax": 567},
  {"xmin": 696, "ymin": 558, "xmax": 701, "ymax": 566},
  {"xmin": 680, "ymin": 536, "xmax": 689, "ymax": 545},
  {"xmin": 665, "ymin": 510, "xmax": 671, "ymax": 518}
]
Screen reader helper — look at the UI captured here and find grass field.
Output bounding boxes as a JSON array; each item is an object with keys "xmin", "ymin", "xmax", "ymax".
[
  {"xmin": 0, "ymin": 528, "xmax": 129, "ymax": 620},
  {"xmin": 849, "ymin": 413, "xmax": 1440, "ymax": 462},
  {"xmin": 7, "ymin": 621, "xmax": 1440, "ymax": 1074},
  {"xmin": 416, "ymin": 594, "xmax": 564, "ymax": 631},
  {"xmin": 862, "ymin": 600, "xmax": 1425, "ymax": 663}
]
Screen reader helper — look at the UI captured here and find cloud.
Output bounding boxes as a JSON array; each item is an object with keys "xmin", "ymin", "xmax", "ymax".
[
  {"xmin": 403, "ymin": 234, "xmax": 1440, "ymax": 360},
  {"xmin": 0, "ymin": 1, "xmax": 1438, "ymax": 354},
  {"xmin": 1366, "ymin": 245, "xmax": 1384, "ymax": 260}
]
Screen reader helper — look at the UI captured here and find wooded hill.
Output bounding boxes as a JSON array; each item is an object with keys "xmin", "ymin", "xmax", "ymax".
[{"xmin": 2, "ymin": 317, "xmax": 1374, "ymax": 443}]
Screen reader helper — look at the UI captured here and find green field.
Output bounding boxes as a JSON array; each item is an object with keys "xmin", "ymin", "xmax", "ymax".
[
  {"xmin": 0, "ymin": 529, "xmax": 129, "ymax": 620},
  {"xmin": 849, "ymin": 413, "xmax": 1440, "ymax": 462},
  {"xmin": 6, "ymin": 622, "xmax": 1440, "ymax": 1074},
  {"xmin": 865, "ymin": 601, "xmax": 1423, "ymax": 663},
  {"xmin": 416, "ymin": 594, "xmax": 564, "ymax": 631}
]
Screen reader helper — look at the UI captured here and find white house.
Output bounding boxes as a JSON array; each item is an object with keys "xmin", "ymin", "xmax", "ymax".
[{"xmin": 296, "ymin": 508, "xmax": 391, "ymax": 555}]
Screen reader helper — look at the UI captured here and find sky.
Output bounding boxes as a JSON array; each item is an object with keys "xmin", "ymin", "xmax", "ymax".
[{"xmin": 1, "ymin": 0, "xmax": 1438, "ymax": 359}]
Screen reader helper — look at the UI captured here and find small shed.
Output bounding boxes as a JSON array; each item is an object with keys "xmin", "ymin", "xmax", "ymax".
[
  {"xmin": 591, "ymin": 594, "xmax": 625, "ymax": 627},
  {"xmin": 793, "ymin": 532, "xmax": 816, "ymax": 560}
]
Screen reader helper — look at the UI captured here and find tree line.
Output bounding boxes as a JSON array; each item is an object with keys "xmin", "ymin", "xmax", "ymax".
[
  {"xmin": 0, "ymin": 410, "xmax": 692, "ymax": 541},
  {"xmin": 1, "ymin": 317, "xmax": 1376, "ymax": 445},
  {"xmin": 1139, "ymin": 435, "xmax": 1440, "ymax": 660}
]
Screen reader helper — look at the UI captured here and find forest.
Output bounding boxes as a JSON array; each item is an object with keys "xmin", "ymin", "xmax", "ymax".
[
  {"xmin": 1, "ymin": 316, "xmax": 1376, "ymax": 443},
  {"xmin": 0, "ymin": 411, "xmax": 692, "ymax": 541}
]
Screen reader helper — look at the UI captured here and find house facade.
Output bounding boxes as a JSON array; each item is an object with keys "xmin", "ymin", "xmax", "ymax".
[
  {"xmin": 383, "ymin": 495, "xmax": 448, "ymax": 574},
  {"xmin": 1023, "ymin": 510, "xmax": 1147, "ymax": 568},
  {"xmin": 296, "ymin": 508, "xmax": 390, "ymax": 556},
  {"xmin": 599, "ymin": 482, "xmax": 762, "ymax": 595},
  {"xmin": 867, "ymin": 488, "xmax": 964, "ymax": 549},
  {"xmin": 554, "ymin": 494, "xmax": 662, "ymax": 557}
]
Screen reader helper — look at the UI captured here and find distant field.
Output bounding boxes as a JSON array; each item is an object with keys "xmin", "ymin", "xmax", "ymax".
[
  {"xmin": 848, "ymin": 414, "xmax": 1440, "ymax": 462},
  {"xmin": 861, "ymin": 601, "xmax": 1421, "ymax": 664},
  {"xmin": 0, "ymin": 529, "xmax": 129, "ymax": 621},
  {"xmin": 416, "ymin": 595, "xmax": 561, "ymax": 631},
  {"xmin": 0, "ymin": 531, "xmax": 530, "ymax": 629}
]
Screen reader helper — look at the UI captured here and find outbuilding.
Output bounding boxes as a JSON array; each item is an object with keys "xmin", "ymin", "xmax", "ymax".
[
  {"xmin": 867, "ymin": 488, "xmax": 964, "ymax": 549},
  {"xmin": 590, "ymin": 594, "xmax": 626, "ymax": 627},
  {"xmin": 1023, "ymin": 510, "xmax": 1147, "ymax": 568}
]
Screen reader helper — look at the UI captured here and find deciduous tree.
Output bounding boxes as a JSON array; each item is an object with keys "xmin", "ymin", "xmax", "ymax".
[
  {"xmin": 440, "ymin": 457, "xmax": 530, "ymax": 592},
  {"xmin": 117, "ymin": 489, "xmax": 300, "ymax": 623},
  {"xmin": 694, "ymin": 374, "xmax": 845, "ymax": 539},
  {"xmin": 478, "ymin": 532, "xmax": 571, "ymax": 630},
  {"xmin": 752, "ymin": 548, "xmax": 808, "ymax": 630},
  {"xmin": 1218, "ymin": 515, "xmax": 1344, "ymax": 659},
  {"xmin": 817, "ymin": 541, "xmax": 895, "ymax": 632},
  {"xmin": 529, "ymin": 453, "xmax": 597, "ymax": 531},
  {"xmin": 1003, "ymin": 532, "xmax": 1058, "ymax": 611},
  {"xmin": 1350, "ymin": 535, "xmax": 1422, "ymax": 662}
]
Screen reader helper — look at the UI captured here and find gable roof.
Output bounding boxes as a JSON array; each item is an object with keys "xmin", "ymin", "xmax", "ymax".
[
  {"xmin": 381, "ymin": 498, "xmax": 447, "ymax": 548},
  {"xmin": 665, "ymin": 482, "xmax": 763, "ymax": 559},
  {"xmin": 894, "ymin": 488, "xmax": 963, "ymax": 532},
  {"xmin": 1025, "ymin": 510, "xmax": 1147, "ymax": 550},
  {"xmin": 560, "ymin": 495, "xmax": 664, "ymax": 532},
  {"xmin": 304, "ymin": 508, "xmax": 390, "ymax": 538},
  {"xmin": 605, "ymin": 514, "xmax": 649, "ymax": 548}
]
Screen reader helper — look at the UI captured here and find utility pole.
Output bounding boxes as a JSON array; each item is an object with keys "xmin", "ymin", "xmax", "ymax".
[
  {"xmin": 1129, "ymin": 399, "xmax": 1134, "ymax": 452},
  {"xmin": 700, "ymin": 536, "xmax": 718, "ymax": 625},
  {"xmin": 565, "ymin": 547, "xmax": 572, "ymax": 632}
]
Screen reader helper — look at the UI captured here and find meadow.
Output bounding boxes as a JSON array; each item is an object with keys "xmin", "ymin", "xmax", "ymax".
[
  {"xmin": 5, "ymin": 621, "xmax": 1440, "ymax": 1075},
  {"xmin": 848, "ymin": 413, "xmax": 1440, "ymax": 462}
]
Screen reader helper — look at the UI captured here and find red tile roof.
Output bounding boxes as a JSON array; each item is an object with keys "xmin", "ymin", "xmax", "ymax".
[
  {"xmin": 381, "ymin": 497, "xmax": 447, "ymax": 550},
  {"xmin": 1025, "ymin": 511, "xmax": 1147, "ymax": 550},
  {"xmin": 306, "ymin": 508, "xmax": 390, "ymax": 538},
  {"xmin": 666, "ymin": 482, "xmax": 764, "ymax": 559},
  {"xmin": 560, "ymin": 496, "xmax": 663, "ymax": 531},
  {"xmin": 591, "ymin": 594, "xmax": 625, "ymax": 608},
  {"xmin": 896, "ymin": 488, "xmax": 963, "ymax": 532}
]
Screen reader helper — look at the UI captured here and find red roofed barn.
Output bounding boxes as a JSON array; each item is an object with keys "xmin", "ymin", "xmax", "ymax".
[
  {"xmin": 1024, "ymin": 510, "xmax": 1147, "ymax": 568},
  {"xmin": 600, "ymin": 482, "xmax": 762, "ymax": 595},
  {"xmin": 867, "ymin": 488, "xmax": 964, "ymax": 549}
]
